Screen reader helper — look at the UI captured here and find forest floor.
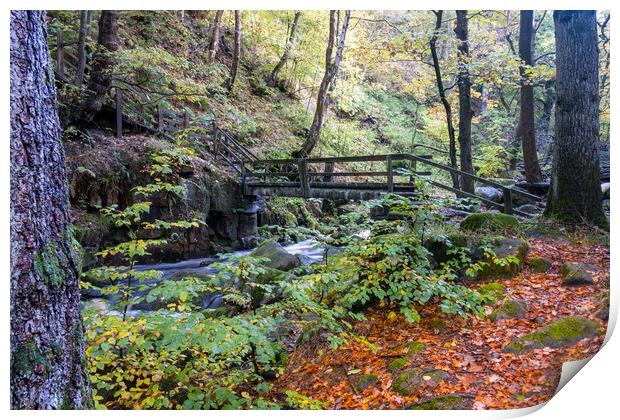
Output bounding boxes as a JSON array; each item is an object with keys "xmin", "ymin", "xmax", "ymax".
[{"xmin": 273, "ymin": 236, "xmax": 609, "ymax": 409}]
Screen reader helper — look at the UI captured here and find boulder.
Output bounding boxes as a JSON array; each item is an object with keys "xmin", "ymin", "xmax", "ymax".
[
  {"xmin": 250, "ymin": 240, "xmax": 301, "ymax": 271},
  {"xmin": 503, "ymin": 316, "xmax": 603, "ymax": 354},
  {"xmin": 423, "ymin": 232, "xmax": 469, "ymax": 265},
  {"xmin": 460, "ymin": 212, "xmax": 519, "ymax": 233},
  {"xmin": 515, "ymin": 204, "xmax": 539, "ymax": 216},
  {"xmin": 387, "ymin": 358, "xmax": 409, "ymax": 372},
  {"xmin": 529, "ymin": 257, "xmax": 552, "ymax": 273},
  {"xmin": 490, "ymin": 297, "xmax": 528, "ymax": 321},
  {"xmin": 392, "ymin": 341, "xmax": 426, "ymax": 359},
  {"xmin": 406, "ymin": 394, "xmax": 470, "ymax": 410},
  {"xmin": 560, "ymin": 262, "xmax": 597, "ymax": 286},
  {"xmin": 353, "ymin": 374, "xmax": 379, "ymax": 393},
  {"xmin": 475, "ymin": 186, "xmax": 503, "ymax": 203},
  {"xmin": 473, "ymin": 237, "xmax": 529, "ymax": 279},
  {"xmin": 393, "ymin": 369, "xmax": 449, "ymax": 396}
]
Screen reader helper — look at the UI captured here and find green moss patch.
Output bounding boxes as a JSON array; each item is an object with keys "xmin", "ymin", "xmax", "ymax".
[
  {"xmin": 490, "ymin": 298, "xmax": 527, "ymax": 321},
  {"xmin": 387, "ymin": 357, "xmax": 408, "ymax": 372},
  {"xmin": 460, "ymin": 212, "xmax": 519, "ymax": 234},
  {"xmin": 475, "ymin": 238, "xmax": 529, "ymax": 280},
  {"xmin": 477, "ymin": 282, "xmax": 506, "ymax": 304},
  {"xmin": 353, "ymin": 374, "xmax": 379, "ymax": 393},
  {"xmin": 503, "ymin": 316, "xmax": 603, "ymax": 354},
  {"xmin": 392, "ymin": 341, "xmax": 426, "ymax": 359},
  {"xmin": 406, "ymin": 395, "xmax": 466, "ymax": 410},
  {"xmin": 529, "ymin": 257, "xmax": 552, "ymax": 273},
  {"xmin": 393, "ymin": 369, "xmax": 448, "ymax": 396}
]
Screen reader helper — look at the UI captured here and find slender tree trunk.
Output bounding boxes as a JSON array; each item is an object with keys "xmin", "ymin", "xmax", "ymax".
[
  {"xmin": 537, "ymin": 78, "xmax": 556, "ymax": 161},
  {"xmin": 227, "ymin": 11, "xmax": 241, "ymax": 93},
  {"xmin": 269, "ymin": 11, "xmax": 302, "ymax": 85},
  {"xmin": 455, "ymin": 10, "xmax": 475, "ymax": 194},
  {"xmin": 296, "ymin": 10, "xmax": 351, "ymax": 157},
  {"xmin": 10, "ymin": 10, "xmax": 92, "ymax": 409},
  {"xmin": 519, "ymin": 10, "xmax": 543, "ymax": 183},
  {"xmin": 76, "ymin": 10, "xmax": 90, "ymax": 87},
  {"xmin": 76, "ymin": 10, "xmax": 119, "ymax": 124},
  {"xmin": 430, "ymin": 10, "xmax": 459, "ymax": 189},
  {"xmin": 544, "ymin": 11, "xmax": 605, "ymax": 226},
  {"xmin": 208, "ymin": 10, "xmax": 224, "ymax": 61}
]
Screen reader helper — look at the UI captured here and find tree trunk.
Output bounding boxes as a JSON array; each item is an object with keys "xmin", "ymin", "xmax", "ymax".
[
  {"xmin": 454, "ymin": 10, "xmax": 475, "ymax": 194},
  {"xmin": 10, "ymin": 10, "xmax": 92, "ymax": 409},
  {"xmin": 208, "ymin": 10, "xmax": 224, "ymax": 61},
  {"xmin": 430, "ymin": 10, "xmax": 459, "ymax": 190},
  {"xmin": 519, "ymin": 10, "xmax": 543, "ymax": 183},
  {"xmin": 76, "ymin": 10, "xmax": 90, "ymax": 87},
  {"xmin": 77, "ymin": 10, "xmax": 119, "ymax": 124},
  {"xmin": 544, "ymin": 11, "xmax": 605, "ymax": 226},
  {"xmin": 536, "ymin": 78, "xmax": 556, "ymax": 162},
  {"xmin": 296, "ymin": 10, "xmax": 351, "ymax": 157},
  {"xmin": 227, "ymin": 11, "xmax": 241, "ymax": 93},
  {"xmin": 269, "ymin": 11, "xmax": 302, "ymax": 85}
]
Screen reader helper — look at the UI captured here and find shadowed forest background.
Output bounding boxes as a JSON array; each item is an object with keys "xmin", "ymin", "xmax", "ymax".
[{"xmin": 10, "ymin": 10, "xmax": 610, "ymax": 410}]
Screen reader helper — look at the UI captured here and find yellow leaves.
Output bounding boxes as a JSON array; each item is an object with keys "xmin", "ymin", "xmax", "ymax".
[{"xmin": 387, "ymin": 311, "xmax": 397, "ymax": 321}]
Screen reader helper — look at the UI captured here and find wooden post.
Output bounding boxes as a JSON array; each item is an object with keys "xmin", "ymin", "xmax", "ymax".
[
  {"xmin": 183, "ymin": 110, "xmax": 189, "ymax": 129},
  {"xmin": 56, "ymin": 30, "xmax": 64, "ymax": 79},
  {"xmin": 298, "ymin": 159, "xmax": 310, "ymax": 198},
  {"xmin": 115, "ymin": 88, "xmax": 123, "ymax": 138},
  {"xmin": 386, "ymin": 155, "xmax": 394, "ymax": 193},
  {"xmin": 157, "ymin": 104, "xmax": 164, "ymax": 132},
  {"xmin": 503, "ymin": 188, "xmax": 513, "ymax": 214},
  {"xmin": 323, "ymin": 161, "xmax": 334, "ymax": 183}
]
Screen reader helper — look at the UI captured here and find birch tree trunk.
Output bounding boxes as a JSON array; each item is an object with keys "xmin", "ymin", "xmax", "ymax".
[
  {"xmin": 10, "ymin": 10, "xmax": 92, "ymax": 409},
  {"xmin": 544, "ymin": 11, "xmax": 605, "ymax": 226},
  {"xmin": 208, "ymin": 10, "xmax": 224, "ymax": 61}
]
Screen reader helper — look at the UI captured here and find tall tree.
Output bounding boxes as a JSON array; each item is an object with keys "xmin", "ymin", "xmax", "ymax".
[
  {"xmin": 269, "ymin": 11, "xmax": 302, "ymax": 86},
  {"xmin": 545, "ymin": 11, "xmax": 605, "ymax": 225},
  {"xmin": 227, "ymin": 11, "xmax": 241, "ymax": 92},
  {"xmin": 76, "ymin": 10, "xmax": 90, "ymax": 87},
  {"xmin": 518, "ymin": 10, "xmax": 543, "ymax": 183},
  {"xmin": 430, "ymin": 10, "xmax": 459, "ymax": 189},
  {"xmin": 208, "ymin": 10, "xmax": 224, "ymax": 61},
  {"xmin": 454, "ymin": 10, "xmax": 475, "ymax": 194},
  {"xmin": 77, "ymin": 10, "xmax": 119, "ymax": 124},
  {"xmin": 10, "ymin": 10, "xmax": 92, "ymax": 409},
  {"xmin": 296, "ymin": 10, "xmax": 351, "ymax": 157}
]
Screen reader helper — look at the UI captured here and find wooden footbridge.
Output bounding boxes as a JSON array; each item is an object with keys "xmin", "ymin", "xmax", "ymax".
[{"xmin": 50, "ymin": 29, "xmax": 542, "ymax": 218}]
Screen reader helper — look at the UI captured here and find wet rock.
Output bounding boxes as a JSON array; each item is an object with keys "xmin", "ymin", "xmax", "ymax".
[
  {"xmin": 475, "ymin": 186, "xmax": 503, "ymax": 203},
  {"xmin": 393, "ymin": 369, "xmax": 449, "ymax": 396},
  {"xmin": 503, "ymin": 316, "xmax": 603, "ymax": 354},
  {"xmin": 560, "ymin": 262, "xmax": 596, "ymax": 286},
  {"xmin": 250, "ymin": 240, "xmax": 301, "ymax": 271},
  {"xmin": 490, "ymin": 297, "xmax": 527, "ymax": 321},
  {"xmin": 353, "ymin": 374, "xmax": 379, "ymax": 393},
  {"xmin": 529, "ymin": 257, "xmax": 552, "ymax": 273}
]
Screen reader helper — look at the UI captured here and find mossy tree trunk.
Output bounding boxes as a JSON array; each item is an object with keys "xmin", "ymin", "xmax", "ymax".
[
  {"xmin": 544, "ymin": 11, "xmax": 605, "ymax": 226},
  {"xmin": 519, "ymin": 10, "xmax": 543, "ymax": 183},
  {"xmin": 454, "ymin": 10, "xmax": 475, "ymax": 194},
  {"xmin": 227, "ymin": 11, "xmax": 242, "ymax": 93},
  {"xmin": 10, "ymin": 11, "xmax": 92, "ymax": 409}
]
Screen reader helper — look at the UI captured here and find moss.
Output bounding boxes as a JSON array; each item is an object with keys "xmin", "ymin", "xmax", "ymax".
[
  {"xmin": 460, "ymin": 212, "xmax": 519, "ymax": 233},
  {"xmin": 353, "ymin": 374, "xmax": 379, "ymax": 393},
  {"xmin": 12, "ymin": 340, "xmax": 51, "ymax": 376},
  {"xmin": 503, "ymin": 316, "xmax": 603, "ymax": 354},
  {"xmin": 559, "ymin": 262, "xmax": 594, "ymax": 285},
  {"xmin": 490, "ymin": 298, "xmax": 527, "ymax": 321},
  {"xmin": 407, "ymin": 395, "xmax": 464, "ymax": 410},
  {"xmin": 388, "ymin": 357, "xmax": 408, "ymax": 372},
  {"xmin": 477, "ymin": 282, "xmax": 506, "ymax": 303},
  {"xmin": 33, "ymin": 241, "xmax": 64, "ymax": 287},
  {"xmin": 529, "ymin": 257, "xmax": 552, "ymax": 273},
  {"xmin": 476, "ymin": 238, "xmax": 529, "ymax": 279},
  {"xmin": 392, "ymin": 369, "xmax": 419, "ymax": 396},
  {"xmin": 393, "ymin": 369, "xmax": 448, "ymax": 396},
  {"xmin": 393, "ymin": 341, "xmax": 425, "ymax": 359}
]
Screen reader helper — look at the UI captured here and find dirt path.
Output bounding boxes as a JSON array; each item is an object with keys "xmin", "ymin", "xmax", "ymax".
[{"xmin": 273, "ymin": 238, "xmax": 609, "ymax": 409}]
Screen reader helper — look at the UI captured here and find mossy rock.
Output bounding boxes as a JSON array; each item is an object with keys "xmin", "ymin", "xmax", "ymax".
[
  {"xmin": 490, "ymin": 297, "xmax": 527, "ymax": 321},
  {"xmin": 392, "ymin": 341, "xmax": 426, "ymax": 359},
  {"xmin": 477, "ymin": 282, "xmax": 506, "ymax": 304},
  {"xmin": 168, "ymin": 270, "xmax": 211, "ymax": 282},
  {"xmin": 393, "ymin": 369, "xmax": 448, "ymax": 396},
  {"xmin": 406, "ymin": 395, "xmax": 467, "ymax": 410},
  {"xmin": 560, "ymin": 262, "xmax": 596, "ymax": 286},
  {"xmin": 460, "ymin": 212, "xmax": 519, "ymax": 233},
  {"xmin": 353, "ymin": 374, "xmax": 379, "ymax": 393},
  {"xmin": 475, "ymin": 238, "xmax": 529, "ymax": 279},
  {"xmin": 250, "ymin": 240, "xmax": 301, "ymax": 271},
  {"xmin": 423, "ymin": 232, "xmax": 469, "ymax": 264},
  {"xmin": 503, "ymin": 316, "xmax": 603, "ymax": 354},
  {"xmin": 529, "ymin": 257, "xmax": 552, "ymax": 273},
  {"xmin": 387, "ymin": 357, "xmax": 409, "ymax": 372}
]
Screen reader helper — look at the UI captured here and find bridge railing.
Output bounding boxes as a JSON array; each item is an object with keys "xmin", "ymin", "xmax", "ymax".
[{"xmin": 241, "ymin": 153, "xmax": 543, "ymax": 217}]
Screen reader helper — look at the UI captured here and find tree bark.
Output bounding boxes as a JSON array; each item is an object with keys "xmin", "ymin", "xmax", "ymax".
[
  {"xmin": 536, "ymin": 78, "xmax": 556, "ymax": 161},
  {"xmin": 76, "ymin": 10, "xmax": 90, "ymax": 87},
  {"xmin": 519, "ymin": 10, "xmax": 543, "ymax": 183},
  {"xmin": 269, "ymin": 11, "xmax": 302, "ymax": 86},
  {"xmin": 10, "ymin": 10, "xmax": 92, "ymax": 409},
  {"xmin": 77, "ymin": 10, "xmax": 119, "ymax": 124},
  {"xmin": 208, "ymin": 10, "xmax": 224, "ymax": 61},
  {"xmin": 296, "ymin": 10, "xmax": 351, "ymax": 157},
  {"xmin": 544, "ymin": 11, "xmax": 605, "ymax": 226},
  {"xmin": 227, "ymin": 11, "xmax": 241, "ymax": 93},
  {"xmin": 454, "ymin": 10, "xmax": 475, "ymax": 194},
  {"xmin": 430, "ymin": 10, "xmax": 460, "ymax": 190}
]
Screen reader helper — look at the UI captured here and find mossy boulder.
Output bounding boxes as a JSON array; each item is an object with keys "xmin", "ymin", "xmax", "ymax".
[
  {"xmin": 393, "ymin": 369, "xmax": 449, "ymax": 396},
  {"xmin": 490, "ymin": 297, "xmax": 527, "ymax": 321},
  {"xmin": 406, "ymin": 395, "xmax": 467, "ymax": 410},
  {"xmin": 392, "ymin": 341, "xmax": 426, "ymax": 359},
  {"xmin": 423, "ymin": 232, "xmax": 469, "ymax": 264},
  {"xmin": 460, "ymin": 212, "xmax": 519, "ymax": 233},
  {"xmin": 475, "ymin": 238, "xmax": 529, "ymax": 279},
  {"xmin": 503, "ymin": 316, "xmax": 603, "ymax": 354},
  {"xmin": 353, "ymin": 374, "xmax": 379, "ymax": 393},
  {"xmin": 477, "ymin": 282, "xmax": 506, "ymax": 303},
  {"xmin": 560, "ymin": 262, "xmax": 596, "ymax": 286},
  {"xmin": 387, "ymin": 357, "xmax": 408, "ymax": 372},
  {"xmin": 529, "ymin": 257, "xmax": 552, "ymax": 273},
  {"xmin": 250, "ymin": 240, "xmax": 301, "ymax": 271}
]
